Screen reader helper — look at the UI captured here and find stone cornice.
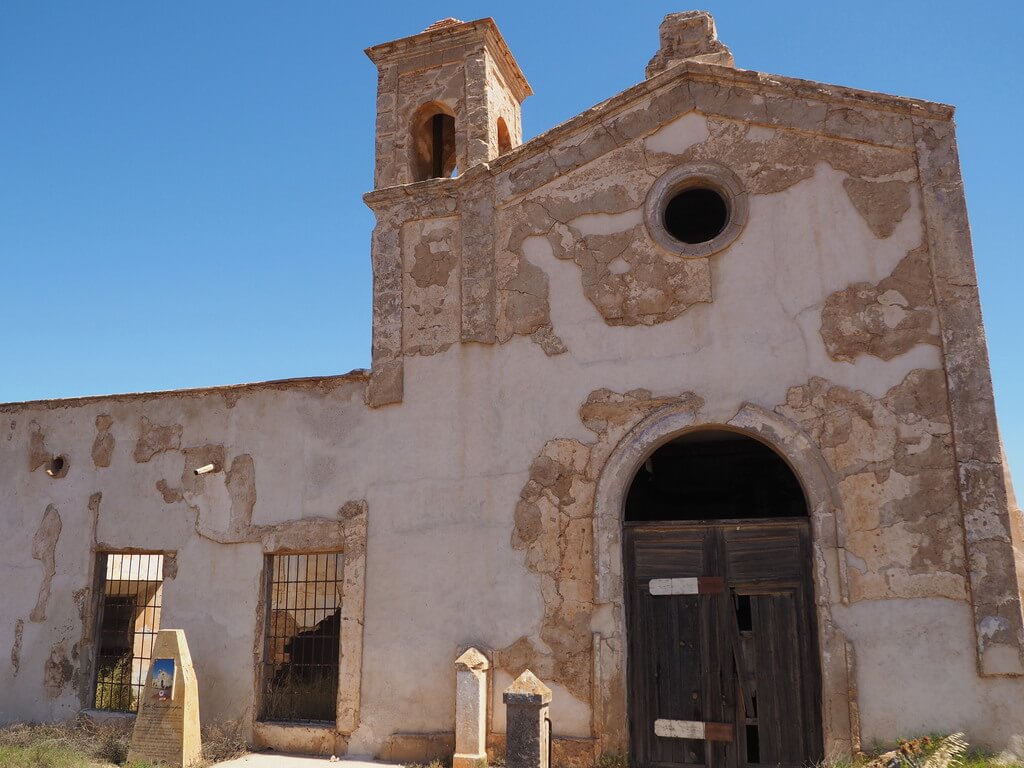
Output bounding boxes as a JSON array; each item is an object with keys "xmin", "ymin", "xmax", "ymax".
[
  {"xmin": 364, "ymin": 17, "xmax": 532, "ymax": 102},
  {"xmin": 364, "ymin": 57, "xmax": 954, "ymax": 207}
]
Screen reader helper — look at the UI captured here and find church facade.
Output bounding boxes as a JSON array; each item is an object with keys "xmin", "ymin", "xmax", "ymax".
[{"xmin": 2, "ymin": 12, "xmax": 1022, "ymax": 766}]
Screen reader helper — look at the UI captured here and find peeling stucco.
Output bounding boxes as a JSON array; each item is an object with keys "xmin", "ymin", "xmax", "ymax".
[
  {"xmin": 497, "ymin": 388, "xmax": 703, "ymax": 706},
  {"xmin": 2, "ymin": 12, "xmax": 1023, "ymax": 758},
  {"xmin": 778, "ymin": 369, "xmax": 965, "ymax": 601},
  {"xmin": 403, "ymin": 217, "xmax": 462, "ymax": 357},
  {"xmin": 43, "ymin": 641, "xmax": 74, "ymax": 699},
  {"xmin": 30, "ymin": 504, "xmax": 62, "ymax": 623},
  {"xmin": 91, "ymin": 415, "xmax": 114, "ymax": 468},
  {"xmin": 842, "ymin": 178, "xmax": 912, "ymax": 239},
  {"xmin": 133, "ymin": 417, "xmax": 183, "ymax": 463},
  {"xmin": 29, "ymin": 421, "xmax": 49, "ymax": 472},
  {"xmin": 10, "ymin": 618, "xmax": 23, "ymax": 675},
  {"xmin": 821, "ymin": 245, "xmax": 940, "ymax": 362},
  {"xmin": 662, "ymin": 118, "xmax": 915, "ymax": 196},
  {"xmin": 226, "ymin": 453, "xmax": 257, "ymax": 529}
]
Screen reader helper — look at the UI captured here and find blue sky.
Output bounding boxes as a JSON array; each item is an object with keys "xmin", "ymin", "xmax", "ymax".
[{"xmin": 1, "ymin": 1, "xmax": 1021, "ymax": 484}]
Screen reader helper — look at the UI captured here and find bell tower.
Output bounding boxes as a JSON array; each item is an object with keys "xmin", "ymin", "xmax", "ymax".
[{"xmin": 365, "ymin": 17, "xmax": 532, "ymax": 188}]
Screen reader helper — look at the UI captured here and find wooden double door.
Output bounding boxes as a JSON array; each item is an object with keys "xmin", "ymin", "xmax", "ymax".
[{"xmin": 625, "ymin": 519, "xmax": 823, "ymax": 768}]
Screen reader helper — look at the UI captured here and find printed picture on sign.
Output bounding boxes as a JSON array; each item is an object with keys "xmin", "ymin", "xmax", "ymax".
[{"xmin": 150, "ymin": 658, "xmax": 175, "ymax": 701}]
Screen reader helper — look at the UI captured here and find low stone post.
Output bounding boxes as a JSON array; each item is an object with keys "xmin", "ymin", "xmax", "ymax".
[
  {"xmin": 453, "ymin": 648, "xmax": 490, "ymax": 768},
  {"xmin": 503, "ymin": 670, "xmax": 551, "ymax": 768}
]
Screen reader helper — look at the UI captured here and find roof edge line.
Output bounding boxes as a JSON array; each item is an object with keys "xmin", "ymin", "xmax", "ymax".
[
  {"xmin": 365, "ymin": 58, "xmax": 953, "ymax": 205},
  {"xmin": 0, "ymin": 370, "xmax": 370, "ymax": 412}
]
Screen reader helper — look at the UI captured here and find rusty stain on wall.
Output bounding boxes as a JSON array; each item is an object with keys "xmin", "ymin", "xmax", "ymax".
[{"xmin": 43, "ymin": 641, "xmax": 74, "ymax": 699}]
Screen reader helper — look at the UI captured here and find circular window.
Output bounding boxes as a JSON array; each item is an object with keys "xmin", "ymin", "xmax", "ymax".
[
  {"xmin": 645, "ymin": 162, "xmax": 748, "ymax": 257},
  {"xmin": 664, "ymin": 187, "xmax": 728, "ymax": 244}
]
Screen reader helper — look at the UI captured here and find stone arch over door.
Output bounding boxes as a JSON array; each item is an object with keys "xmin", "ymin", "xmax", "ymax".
[{"xmin": 589, "ymin": 402, "xmax": 858, "ymax": 760}]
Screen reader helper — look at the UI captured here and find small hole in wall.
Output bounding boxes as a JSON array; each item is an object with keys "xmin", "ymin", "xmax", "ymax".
[
  {"xmin": 46, "ymin": 455, "xmax": 68, "ymax": 478},
  {"xmin": 663, "ymin": 187, "xmax": 728, "ymax": 244}
]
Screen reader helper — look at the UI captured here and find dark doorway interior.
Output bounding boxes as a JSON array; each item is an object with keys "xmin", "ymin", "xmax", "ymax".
[
  {"xmin": 624, "ymin": 430, "xmax": 823, "ymax": 768},
  {"xmin": 625, "ymin": 430, "xmax": 806, "ymax": 522}
]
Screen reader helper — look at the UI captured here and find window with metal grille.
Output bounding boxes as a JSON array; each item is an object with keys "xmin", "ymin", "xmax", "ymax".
[
  {"xmin": 93, "ymin": 553, "xmax": 164, "ymax": 712},
  {"xmin": 260, "ymin": 552, "xmax": 343, "ymax": 723}
]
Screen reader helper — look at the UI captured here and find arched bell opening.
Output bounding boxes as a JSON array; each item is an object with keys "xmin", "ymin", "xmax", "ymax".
[
  {"xmin": 411, "ymin": 102, "xmax": 457, "ymax": 181},
  {"xmin": 496, "ymin": 115, "xmax": 512, "ymax": 155}
]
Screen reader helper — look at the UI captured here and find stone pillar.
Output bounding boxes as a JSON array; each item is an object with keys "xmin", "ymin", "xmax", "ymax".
[
  {"xmin": 453, "ymin": 648, "xmax": 489, "ymax": 768},
  {"xmin": 503, "ymin": 670, "xmax": 551, "ymax": 768}
]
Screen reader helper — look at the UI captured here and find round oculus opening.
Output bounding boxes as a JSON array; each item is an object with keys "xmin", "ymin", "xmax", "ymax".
[{"xmin": 663, "ymin": 186, "xmax": 729, "ymax": 245}]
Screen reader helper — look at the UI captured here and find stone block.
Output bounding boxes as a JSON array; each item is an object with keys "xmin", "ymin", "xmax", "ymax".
[
  {"xmin": 127, "ymin": 629, "xmax": 202, "ymax": 767},
  {"xmin": 453, "ymin": 647, "xmax": 489, "ymax": 768},
  {"xmin": 503, "ymin": 670, "xmax": 551, "ymax": 768}
]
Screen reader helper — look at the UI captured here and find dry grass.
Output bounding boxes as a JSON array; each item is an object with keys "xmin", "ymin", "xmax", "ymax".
[
  {"xmin": 0, "ymin": 716, "xmax": 250, "ymax": 768},
  {"xmin": 0, "ymin": 717, "xmax": 132, "ymax": 767},
  {"xmin": 826, "ymin": 733, "xmax": 1018, "ymax": 768},
  {"xmin": 200, "ymin": 719, "xmax": 248, "ymax": 765}
]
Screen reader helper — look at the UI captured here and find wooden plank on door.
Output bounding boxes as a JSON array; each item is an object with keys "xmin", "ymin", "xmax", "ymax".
[
  {"xmin": 649, "ymin": 576, "xmax": 724, "ymax": 595},
  {"xmin": 654, "ymin": 720, "xmax": 734, "ymax": 742},
  {"xmin": 626, "ymin": 527, "xmax": 708, "ymax": 768},
  {"xmin": 750, "ymin": 591, "xmax": 804, "ymax": 765}
]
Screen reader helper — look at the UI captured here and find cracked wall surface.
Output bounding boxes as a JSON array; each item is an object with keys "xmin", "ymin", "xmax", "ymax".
[
  {"xmin": 403, "ymin": 217, "xmax": 462, "ymax": 356},
  {"xmin": 3, "ymin": 23, "xmax": 1024, "ymax": 761},
  {"xmin": 91, "ymin": 415, "xmax": 114, "ymax": 468},
  {"xmin": 369, "ymin": 88, "xmax": 924, "ymax": 390},
  {"xmin": 0, "ymin": 374, "xmax": 371, "ymax": 741},
  {"xmin": 496, "ymin": 388, "xmax": 703, "ymax": 746},
  {"xmin": 820, "ymin": 246, "xmax": 940, "ymax": 362},
  {"xmin": 30, "ymin": 505, "xmax": 62, "ymax": 623},
  {"xmin": 779, "ymin": 369, "xmax": 965, "ymax": 602}
]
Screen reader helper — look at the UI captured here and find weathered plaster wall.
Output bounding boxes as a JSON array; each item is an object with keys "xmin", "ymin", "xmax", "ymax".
[
  {"xmin": 3, "ymin": 46, "xmax": 1023, "ymax": 765},
  {"xmin": 359, "ymin": 74, "xmax": 1024, "ymax": 752},
  {"xmin": 368, "ymin": 21, "xmax": 528, "ymax": 190},
  {"xmin": 484, "ymin": 50, "xmax": 522, "ymax": 156},
  {"xmin": 0, "ymin": 377, "xmax": 370, "ymax": 750}
]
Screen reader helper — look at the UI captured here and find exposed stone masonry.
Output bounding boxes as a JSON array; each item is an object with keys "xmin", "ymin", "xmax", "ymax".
[
  {"xmin": 498, "ymin": 389, "xmax": 703, "ymax": 705},
  {"xmin": 821, "ymin": 245, "xmax": 940, "ymax": 362},
  {"xmin": 778, "ymin": 370, "xmax": 966, "ymax": 602}
]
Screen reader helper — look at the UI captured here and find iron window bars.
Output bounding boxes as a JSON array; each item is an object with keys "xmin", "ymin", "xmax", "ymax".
[
  {"xmin": 260, "ymin": 552, "xmax": 343, "ymax": 723},
  {"xmin": 93, "ymin": 553, "xmax": 164, "ymax": 712}
]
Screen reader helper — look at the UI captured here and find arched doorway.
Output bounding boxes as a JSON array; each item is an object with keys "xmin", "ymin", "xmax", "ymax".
[{"xmin": 623, "ymin": 429, "xmax": 823, "ymax": 768}]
